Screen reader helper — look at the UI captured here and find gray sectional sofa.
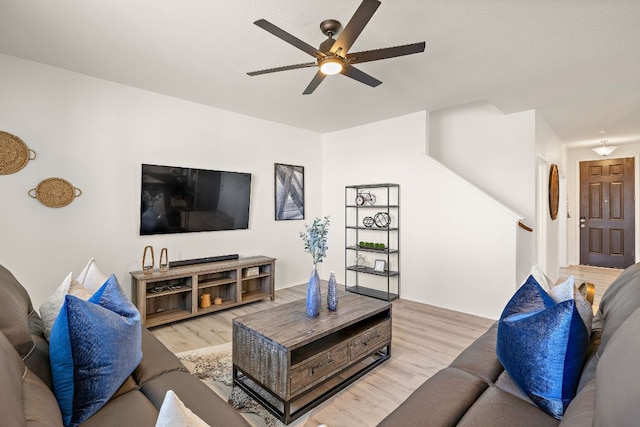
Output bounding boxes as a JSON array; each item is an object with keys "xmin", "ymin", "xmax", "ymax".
[
  {"xmin": 0, "ymin": 263, "xmax": 249, "ymax": 427},
  {"xmin": 379, "ymin": 262, "xmax": 640, "ymax": 426},
  {"xmin": 6, "ymin": 255, "xmax": 640, "ymax": 427}
]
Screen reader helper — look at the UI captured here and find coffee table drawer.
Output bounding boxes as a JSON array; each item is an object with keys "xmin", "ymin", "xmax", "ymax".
[
  {"xmin": 290, "ymin": 342, "xmax": 349, "ymax": 394},
  {"xmin": 349, "ymin": 319, "xmax": 391, "ymax": 361}
]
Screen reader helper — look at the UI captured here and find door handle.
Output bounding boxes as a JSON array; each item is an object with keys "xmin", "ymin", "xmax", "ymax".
[{"xmin": 580, "ymin": 216, "xmax": 586, "ymax": 228}]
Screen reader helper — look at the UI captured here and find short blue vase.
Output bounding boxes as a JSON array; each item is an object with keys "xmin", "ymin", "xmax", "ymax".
[{"xmin": 306, "ymin": 267, "xmax": 321, "ymax": 317}]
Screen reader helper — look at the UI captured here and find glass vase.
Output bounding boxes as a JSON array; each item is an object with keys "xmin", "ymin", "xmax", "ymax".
[
  {"xmin": 306, "ymin": 267, "xmax": 321, "ymax": 317},
  {"xmin": 327, "ymin": 271, "xmax": 338, "ymax": 311}
]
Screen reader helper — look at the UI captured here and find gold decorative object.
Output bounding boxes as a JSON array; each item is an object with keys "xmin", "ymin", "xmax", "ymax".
[
  {"xmin": 0, "ymin": 131, "xmax": 36, "ymax": 175},
  {"xmin": 142, "ymin": 246, "xmax": 155, "ymax": 274},
  {"xmin": 214, "ymin": 297, "xmax": 222, "ymax": 305},
  {"xmin": 28, "ymin": 178, "xmax": 82, "ymax": 208},
  {"xmin": 200, "ymin": 293, "xmax": 212, "ymax": 308},
  {"xmin": 159, "ymin": 248, "xmax": 169, "ymax": 272},
  {"xmin": 549, "ymin": 164, "xmax": 559, "ymax": 220}
]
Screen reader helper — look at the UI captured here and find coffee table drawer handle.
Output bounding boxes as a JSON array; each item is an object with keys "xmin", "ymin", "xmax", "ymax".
[
  {"xmin": 311, "ymin": 355, "xmax": 334, "ymax": 375},
  {"xmin": 361, "ymin": 332, "xmax": 381, "ymax": 347}
]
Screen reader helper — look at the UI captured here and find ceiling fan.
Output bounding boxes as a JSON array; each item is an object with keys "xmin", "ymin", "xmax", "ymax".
[{"xmin": 247, "ymin": 0, "xmax": 426, "ymax": 95}]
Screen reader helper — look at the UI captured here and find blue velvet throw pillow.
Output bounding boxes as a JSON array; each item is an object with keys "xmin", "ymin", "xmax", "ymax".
[
  {"xmin": 496, "ymin": 275, "xmax": 589, "ymax": 419},
  {"xmin": 50, "ymin": 274, "xmax": 142, "ymax": 427}
]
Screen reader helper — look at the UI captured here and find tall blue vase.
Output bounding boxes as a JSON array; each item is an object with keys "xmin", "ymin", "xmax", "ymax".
[
  {"xmin": 327, "ymin": 271, "xmax": 338, "ymax": 311},
  {"xmin": 306, "ymin": 267, "xmax": 321, "ymax": 317}
]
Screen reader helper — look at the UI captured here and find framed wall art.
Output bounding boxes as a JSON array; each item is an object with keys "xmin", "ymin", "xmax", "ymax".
[{"xmin": 274, "ymin": 163, "xmax": 304, "ymax": 220}]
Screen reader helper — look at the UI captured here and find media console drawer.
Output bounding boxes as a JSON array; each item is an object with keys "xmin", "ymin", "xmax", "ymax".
[{"xmin": 290, "ymin": 341, "xmax": 349, "ymax": 395}]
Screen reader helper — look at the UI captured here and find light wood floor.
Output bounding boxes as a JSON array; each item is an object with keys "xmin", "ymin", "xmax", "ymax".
[{"xmin": 150, "ymin": 265, "xmax": 621, "ymax": 427}]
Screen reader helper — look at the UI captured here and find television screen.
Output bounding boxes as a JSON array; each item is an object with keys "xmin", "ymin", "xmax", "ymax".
[{"xmin": 140, "ymin": 164, "xmax": 251, "ymax": 235}]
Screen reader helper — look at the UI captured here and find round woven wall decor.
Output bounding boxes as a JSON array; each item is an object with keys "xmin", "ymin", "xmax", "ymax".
[
  {"xmin": 28, "ymin": 178, "xmax": 82, "ymax": 208},
  {"xmin": 0, "ymin": 131, "xmax": 37, "ymax": 175}
]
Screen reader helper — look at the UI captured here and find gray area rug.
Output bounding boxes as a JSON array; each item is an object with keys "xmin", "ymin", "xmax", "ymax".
[{"xmin": 176, "ymin": 343, "xmax": 311, "ymax": 427}]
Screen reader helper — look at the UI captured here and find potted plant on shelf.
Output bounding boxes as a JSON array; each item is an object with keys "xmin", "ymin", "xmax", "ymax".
[{"xmin": 299, "ymin": 216, "xmax": 330, "ymax": 317}]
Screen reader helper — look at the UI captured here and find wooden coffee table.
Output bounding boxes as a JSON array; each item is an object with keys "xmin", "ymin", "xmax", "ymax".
[{"xmin": 232, "ymin": 291, "xmax": 392, "ymax": 424}]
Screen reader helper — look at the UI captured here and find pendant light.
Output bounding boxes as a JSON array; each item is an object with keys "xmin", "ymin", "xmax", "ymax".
[{"xmin": 593, "ymin": 140, "xmax": 617, "ymax": 156}]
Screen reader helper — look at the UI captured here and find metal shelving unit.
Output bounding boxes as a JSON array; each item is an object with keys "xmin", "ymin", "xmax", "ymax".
[{"xmin": 345, "ymin": 183, "xmax": 399, "ymax": 301}]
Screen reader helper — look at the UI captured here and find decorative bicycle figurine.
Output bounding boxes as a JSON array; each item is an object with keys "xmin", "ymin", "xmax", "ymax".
[{"xmin": 355, "ymin": 190, "xmax": 376, "ymax": 206}]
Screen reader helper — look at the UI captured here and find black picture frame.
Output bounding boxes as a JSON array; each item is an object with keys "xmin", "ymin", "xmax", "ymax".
[{"xmin": 274, "ymin": 163, "xmax": 304, "ymax": 220}]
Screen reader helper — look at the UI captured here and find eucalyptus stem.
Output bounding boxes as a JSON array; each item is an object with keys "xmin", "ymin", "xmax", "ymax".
[{"xmin": 299, "ymin": 216, "xmax": 330, "ymax": 266}]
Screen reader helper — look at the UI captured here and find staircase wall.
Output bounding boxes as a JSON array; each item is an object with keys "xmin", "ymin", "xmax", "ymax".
[{"xmin": 322, "ymin": 111, "xmax": 524, "ymax": 319}]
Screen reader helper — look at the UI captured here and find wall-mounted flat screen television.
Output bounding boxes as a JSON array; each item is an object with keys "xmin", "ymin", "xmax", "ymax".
[{"xmin": 140, "ymin": 164, "xmax": 251, "ymax": 235}]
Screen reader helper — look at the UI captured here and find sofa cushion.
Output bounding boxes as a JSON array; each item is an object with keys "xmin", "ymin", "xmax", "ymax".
[
  {"xmin": 494, "ymin": 371, "xmax": 533, "ymax": 404},
  {"xmin": 78, "ymin": 389, "xmax": 160, "ymax": 427},
  {"xmin": 497, "ymin": 275, "xmax": 589, "ymax": 419},
  {"xmin": 558, "ymin": 379, "xmax": 595, "ymax": 427},
  {"xmin": 39, "ymin": 272, "xmax": 92, "ymax": 341},
  {"xmin": 377, "ymin": 368, "xmax": 488, "ymax": 427},
  {"xmin": 548, "ymin": 275, "xmax": 593, "ymax": 332},
  {"xmin": 156, "ymin": 390, "xmax": 210, "ymax": 427},
  {"xmin": 0, "ymin": 331, "xmax": 63, "ymax": 427},
  {"xmin": 594, "ymin": 307, "xmax": 640, "ymax": 426},
  {"xmin": 0, "ymin": 263, "xmax": 36, "ymax": 358},
  {"xmin": 526, "ymin": 267, "xmax": 592, "ymax": 331},
  {"xmin": 458, "ymin": 386, "xmax": 559, "ymax": 427},
  {"xmin": 133, "ymin": 328, "xmax": 188, "ymax": 386},
  {"xmin": 76, "ymin": 258, "xmax": 109, "ymax": 294},
  {"xmin": 50, "ymin": 275, "xmax": 142, "ymax": 426},
  {"xmin": 449, "ymin": 323, "xmax": 504, "ymax": 383},
  {"xmin": 140, "ymin": 370, "xmax": 251, "ymax": 427},
  {"xmin": 529, "ymin": 264, "xmax": 553, "ymax": 291}
]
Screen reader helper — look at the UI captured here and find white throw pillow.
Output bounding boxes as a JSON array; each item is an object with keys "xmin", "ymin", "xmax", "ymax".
[
  {"xmin": 39, "ymin": 272, "xmax": 92, "ymax": 340},
  {"xmin": 155, "ymin": 390, "xmax": 210, "ymax": 427},
  {"xmin": 548, "ymin": 275, "xmax": 593, "ymax": 332},
  {"xmin": 528, "ymin": 264, "xmax": 553, "ymax": 291},
  {"xmin": 77, "ymin": 258, "xmax": 109, "ymax": 294}
]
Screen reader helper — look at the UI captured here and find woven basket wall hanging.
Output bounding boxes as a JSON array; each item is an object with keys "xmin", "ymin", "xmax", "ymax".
[
  {"xmin": 28, "ymin": 177, "xmax": 82, "ymax": 208},
  {"xmin": 0, "ymin": 131, "xmax": 36, "ymax": 175}
]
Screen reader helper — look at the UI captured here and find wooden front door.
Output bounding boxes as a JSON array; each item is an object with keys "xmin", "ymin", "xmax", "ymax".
[{"xmin": 580, "ymin": 157, "xmax": 635, "ymax": 268}]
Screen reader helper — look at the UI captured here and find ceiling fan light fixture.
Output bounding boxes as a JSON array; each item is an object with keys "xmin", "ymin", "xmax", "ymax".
[
  {"xmin": 319, "ymin": 57, "xmax": 343, "ymax": 75},
  {"xmin": 593, "ymin": 140, "xmax": 618, "ymax": 156}
]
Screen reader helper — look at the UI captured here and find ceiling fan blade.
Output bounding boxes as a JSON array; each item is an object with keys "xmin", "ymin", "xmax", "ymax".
[
  {"xmin": 330, "ymin": 0, "xmax": 381, "ymax": 55},
  {"xmin": 340, "ymin": 63, "xmax": 382, "ymax": 88},
  {"xmin": 247, "ymin": 62, "xmax": 317, "ymax": 76},
  {"xmin": 303, "ymin": 71, "xmax": 327, "ymax": 95},
  {"xmin": 347, "ymin": 42, "xmax": 426, "ymax": 64},
  {"xmin": 254, "ymin": 19, "xmax": 325, "ymax": 58}
]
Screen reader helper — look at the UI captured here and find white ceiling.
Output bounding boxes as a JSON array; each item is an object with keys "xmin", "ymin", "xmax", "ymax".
[{"xmin": 1, "ymin": 0, "xmax": 639, "ymax": 148}]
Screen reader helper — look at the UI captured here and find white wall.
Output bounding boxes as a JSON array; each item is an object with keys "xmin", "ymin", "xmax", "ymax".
[
  {"xmin": 428, "ymin": 102, "xmax": 536, "ymax": 220},
  {"xmin": 566, "ymin": 144, "xmax": 640, "ymax": 266},
  {"xmin": 427, "ymin": 103, "xmax": 538, "ymax": 283},
  {"xmin": 0, "ymin": 54, "xmax": 322, "ymax": 309},
  {"xmin": 322, "ymin": 112, "xmax": 521, "ymax": 319},
  {"xmin": 534, "ymin": 112, "xmax": 567, "ymax": 281}
]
